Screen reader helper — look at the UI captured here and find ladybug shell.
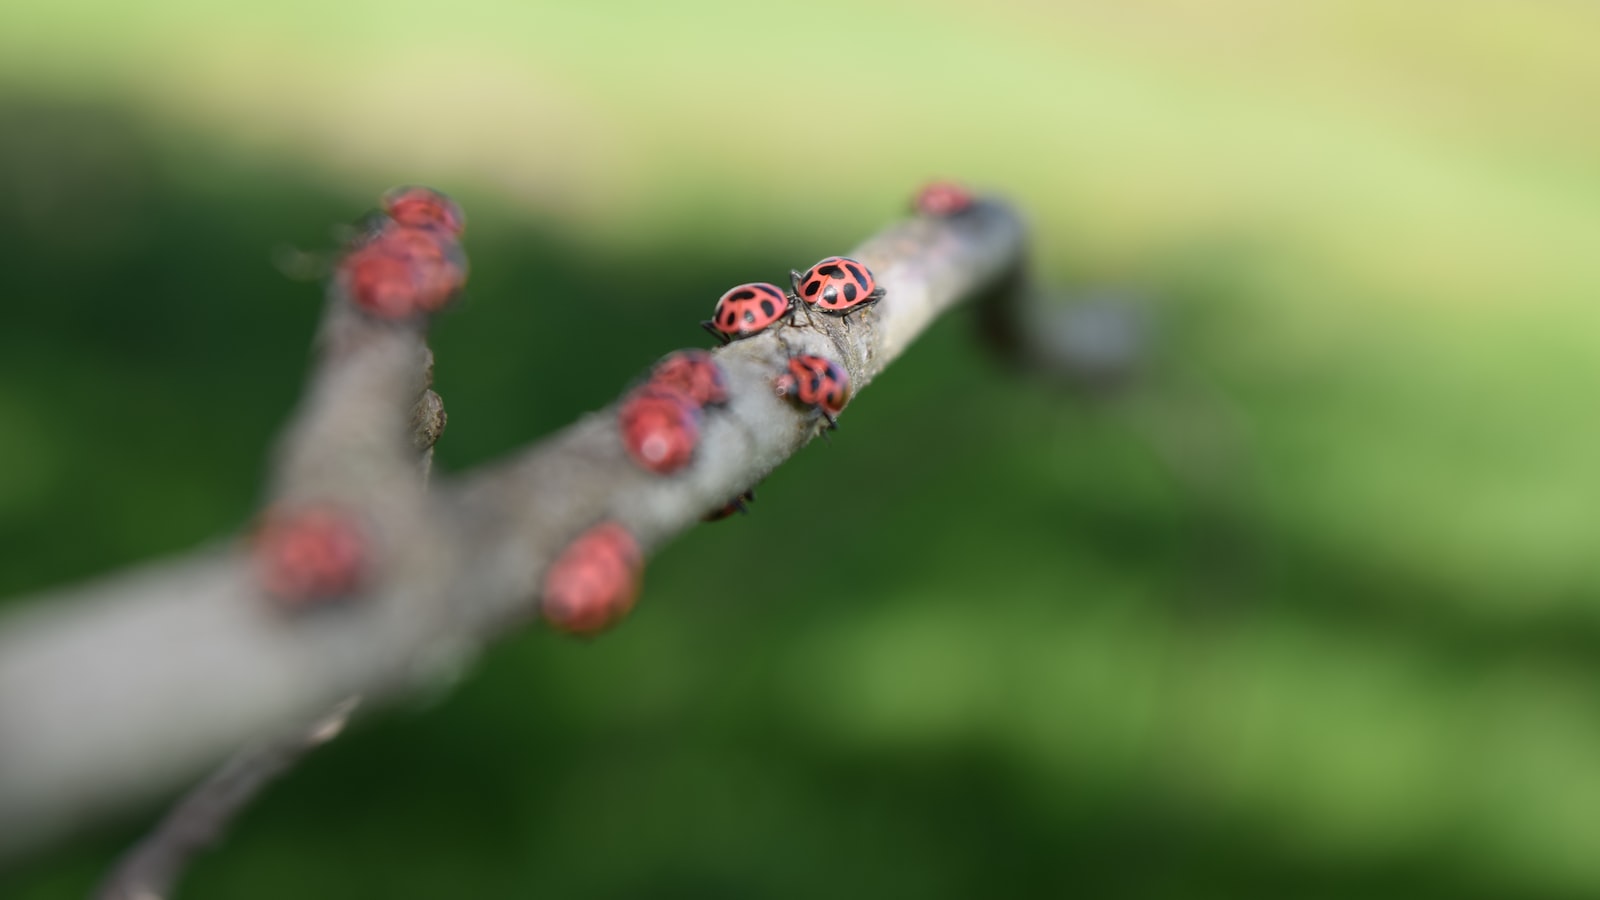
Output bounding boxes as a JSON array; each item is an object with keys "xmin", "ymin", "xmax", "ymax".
[
  {"xmin": 618, "ymin": 387, "xmax": 702, "ymax": 474},
  {"xmin": 779, "ymin": 355, "xmax": 850, "ymax": 417},
  {"xmin": 382, "ymin": 186, "xmax": 466, "ymax": 236},
  {"xmin": 710, "ymin": 282, "xmax": 791, "ymax": 340},
  {"xmin": 912, "ymin": 181, "xmax": 973, "ymax": 216},
  {"xmin": 650, "ymin": 349, "xmax": 729, "ymax": 408},
  {"xmin": 793, "ymin": 257, "xmax": 878, "ymax": 312},
  {"xmin": 541, "ymin": 521, "xmax": 642, "ymax": 636},
  {"xmin": 342, "ymin": 225, "xmax": 467, "ymax": 318},
  {"xmin": 252, "ymin": 504, "xmax": 368, "ymax": 606}
]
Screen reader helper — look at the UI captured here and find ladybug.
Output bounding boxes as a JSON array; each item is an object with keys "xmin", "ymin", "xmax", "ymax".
[
  {"xmin": 252, "ymin": 503, "xmax": 369, "ymax": 608},
  {"xmin": 619, "ymin": 386, "xmax": 702, "ymax": 474},
  {"xmin": 541, "ymin": 521, "xmax": 642, "ymax": 636},
  {"xmin": 776, "ymin": 354, "xmax": 850, "ymax": 429},
  {"xmin": 790, "ymin": 257, "xmax": 883, "ymax": 316},
  {"xmin": 702, "ymin": 488, "xmax": 756, "ymax": 522},
  {"xmin": 382, "ymin": 186, "xmax": 466, "ymax": 236},
  {"xmin": 650, "ymin": 349, "xmax": 729, "ymax": 408},
  {"xmin": 702, "ymin": 282, "xmax": 793, "ymax": 343},
  {"xmin": 341, "ymin": 225, "xmax": 467, "ymax": 318},
  {"xmin": 912, "ymin": 181, "xmax": 974, "ymax": 216}
]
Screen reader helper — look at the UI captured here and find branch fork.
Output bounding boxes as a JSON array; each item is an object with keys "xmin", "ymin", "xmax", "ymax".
[{"xmin": 0, "ymin": 190, "xmax": 1032, "ymax": 892}]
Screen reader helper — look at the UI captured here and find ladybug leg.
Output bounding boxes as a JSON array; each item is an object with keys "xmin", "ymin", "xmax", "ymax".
[
  {"xmin": 700, "ymin": 320, "xmax": 732, "ymax": 345},
  {"xmin": 815, "ymin": 416, "xmax": 836, "ymax": 445},
  {"xmin": 844, "ymin": 292, "xmax": 885, "ymax": 322}
]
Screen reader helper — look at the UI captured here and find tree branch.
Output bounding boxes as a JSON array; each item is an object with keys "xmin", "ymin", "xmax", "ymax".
[
  {"xmin": 0, "ymin": 196, "xmax": 1027, "ymax": 865},
  {"xmin": 94, "ymin": 698, "xmax": 360, "ymax": 900}
]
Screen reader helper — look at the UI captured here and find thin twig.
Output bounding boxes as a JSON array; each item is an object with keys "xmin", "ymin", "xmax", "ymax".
[{"xmin": 95, "ymin": 698, "xmax": 360, "ymax": 900}]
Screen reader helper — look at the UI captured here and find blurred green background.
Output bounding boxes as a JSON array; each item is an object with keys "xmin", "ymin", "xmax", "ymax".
[{"xmin": 3, "ymin": 0, "xmax": 1600, "ymax": 897}]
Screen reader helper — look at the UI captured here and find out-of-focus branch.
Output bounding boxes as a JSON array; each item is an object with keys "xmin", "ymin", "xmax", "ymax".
[
  {"xmin": 0, "ymin": 195, "xmax": 1027, "ymax": 866},
  {"xmin": 977, "ymin": 263, "xmax": 1148, "ymax": 394},
  {"xmin": 95, "ymin": 698, "xmax": 359, "ymax": 900}
]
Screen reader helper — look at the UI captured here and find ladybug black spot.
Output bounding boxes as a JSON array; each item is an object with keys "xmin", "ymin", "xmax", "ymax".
[
  {"xmin": 843, "ymin": 283, "xmax": 858, "ymax": 303},
  {"xmin": 760, "ymin": 299, "xmax": 776, "ymax": 318},
  {"xmin": 732, "ymin": 289, "xmax": 755, "ymax": 301},
  {"xmin": 845, "ymin": 262, "xmax": 866, "ymax": 283},
  {"xmin": 744, "ymin": 310, "xmax": 756, "ymax": 324},
  {"xmin": 818, "ymin": 264, "xmax": 842, "ymax": 279},
  {"xmin": 759, "ymin": 283, "xmax": 783, "ymax": 299},
  {"xmin": 803, "ymin": 281, "xmax": 820, "ymax": 298},
  {"xmin": 810, "ymin": 375, "xmax": 823, "ymax": 392},
  {"xmin": 724, "ymin": 311, "xmax": 736, "ymax": 326},
  {"xmin": 822, "ymin": 287, "xmax": 837, "ymax": 304}
]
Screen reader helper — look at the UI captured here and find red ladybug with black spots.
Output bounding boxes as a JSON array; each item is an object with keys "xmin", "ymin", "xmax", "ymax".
[
  {"xmin": 541, "ymin": 521, "xmax": 642, "ymax": 637},
  {"xmin": 702, "ymin": 282, "xmax": 792, "ymax": 343},
  {"xmin": 252, "ymin": 503, "xmax": 369, "ymax": 608},
  {"xmin": 649, "ymin": 349, "xmax": 728, "ymax": 408},
  {"xmin": 340, "ymin": 225, "xmax": 467, "ymax": 318},
  {"xmin": 911, "ymin": 181, "xmax": 974, "ymax": 217},
  {"xmin": 776, "ymin": 354, "xmax": 850, "ymax": 429},
  {"xmin": 790, "ymin": 256, "xmax": 883, "ymax": 317},
  {"xmin": 382, "ymin": 186, "xmax": 466, "ymax": 235},
  {"xmin": 618, "ymin": 387, "xmax": 702, "ymax": 474}
]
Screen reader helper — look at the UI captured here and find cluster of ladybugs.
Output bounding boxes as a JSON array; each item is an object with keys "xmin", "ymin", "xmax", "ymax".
[
  {"xmin": 251, "ymin": 182, "xmax": 976, "ymax": 630},
  {"xmin": 340, "ymin": 186, "xmax": 469, "ymax": 319},
  {"xmin": 252, "ymin": 187, "xmax": 472, "ymax": 611},
  {"xmin": 608, "ymin": 255, "xmax": 874, "ymax": 483},
  {"xmin": 540, "ymin": 181, "xmax": 977, "ymax": 637}
]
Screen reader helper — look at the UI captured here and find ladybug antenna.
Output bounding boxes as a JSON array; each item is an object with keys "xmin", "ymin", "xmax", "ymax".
[{"xmin": 789, "ymin": 269, "xmax": 804, "ymax": 295}]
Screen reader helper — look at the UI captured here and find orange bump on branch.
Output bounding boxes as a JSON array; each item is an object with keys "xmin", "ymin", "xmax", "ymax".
[
  {"xmin": 252, "ymin": 504, "xmax": 369, "ymax": 607},
  {"xmin": 541, "ymin": 521, "xmax": 643, "ymax": 636}
]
